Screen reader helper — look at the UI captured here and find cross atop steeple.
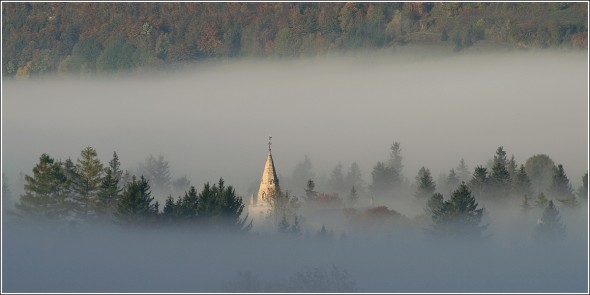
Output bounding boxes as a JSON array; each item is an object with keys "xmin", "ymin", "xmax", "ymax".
[{"xmin": 268, "ymin": 135, "xmax": 272, "ymax": 153}]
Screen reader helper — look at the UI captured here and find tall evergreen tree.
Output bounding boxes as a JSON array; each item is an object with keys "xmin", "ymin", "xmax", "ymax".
[
  {"xmin": 426, "ymin": 192, "xmax": 444, "ymax": 216},
  {"xmin": 550, "ymin": 164, "xmax": 573, "ymax": 198},
  {"xmin": 196, "ymin": 178, "xmax": 251, "ymax": 231},
  {"xmin": 16, "ymin": 154, "xmax": 71, "ymax": 221},
  {"xmin": 72, "ymin": 146, "xmax": 104, "ymax": 219},
  {"xmin": 507, "ymin": 155, "xmax": 518, "ymax": 181},
  {"xmin": 490, "ymin": 146, "xmax": 511, "ymax": 196},
  {"xmin": 138, "ymin": 154, "xmax": 171, "ymax": 197},
  {"xmin": 96, "ymin": 152, "xmax": 123, "ymax": 219},
  {"xmin": 278, "ymin": 213, "xmax": 290, "ymax": 234},
  {"xmin": 387, "ymin": 141, "xmax": 403, "ymax": 185},
  {"xmin": 535, "ymin": 192, "xmax": 548, "ymax": 208},
  {"xmin": 513, "ymin": 164, "xmax": 533, "ymax": 197},
  {"xmin": 469, "ymin": 166, "xmax": 489, "ymax": 199},
  {"xmin": 428, "ymin": 182, "xmax": 487, "ymax": 240},
  {"xmin": 534, "ymin": 200, "xmax": 565, "ymax": 242},
  {"xmin": 114, "ymin": 176, "xmax": 159, "ymax": 226},
  {"xmin": 415, "ymin": 167, "xmax": 436, "ymax": 199}
]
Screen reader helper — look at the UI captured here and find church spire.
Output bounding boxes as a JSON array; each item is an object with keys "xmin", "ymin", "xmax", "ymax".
[{"xmin": 257, "ymin": 136, "xmax": 280, "ymax": 206}]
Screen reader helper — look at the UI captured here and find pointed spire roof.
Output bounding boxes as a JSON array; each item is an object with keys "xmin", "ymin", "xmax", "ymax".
[{"xmin": 257, "ymin": 136, "xmax": 280, "ymax": 205}]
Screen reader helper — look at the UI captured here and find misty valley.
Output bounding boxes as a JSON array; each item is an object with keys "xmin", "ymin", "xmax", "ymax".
[{"xmin": 1, "ymin": 8, "xmax": 588, "ymax": 289}]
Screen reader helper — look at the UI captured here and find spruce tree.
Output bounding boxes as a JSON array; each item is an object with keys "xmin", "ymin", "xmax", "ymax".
[
  {"xmin": 469, "ymin": 166, "xmax": 489, "ymax": 199},
  {"xmin": 72, "ymin": 146, "xmax": 104, "ymax": 219},
  {"xmin": 550, "ymin": 164, "xmax": 573, "ymax": 198},
  {"xmin": 348, "ymin": 186, "xmax": 358, "ymax": 206},
  {"xmin": 305, "ymin": 179, "xmax": 318, "ymax": 200},
  {"xmin": 290, "ymin": 215, "xmax": 301, "ymax": 236},
  {"xmin": 513, "ymin": 164, "xmax": 533, "ymax": 197},
  {"xmin": 345, "ymin": 162, "xmax": 364, "ymax": 195},
  {"xmin": 114, "ymin": 176, "xmax": 159, "ymax": 226},
  {"xmin": 534, "ymin": 200, "xmax": 565, "ymax": 242},
  {"xmin": 415, "ymin": 167, "xmax": 436, "ymax": 199},
  {"xmin": 96, "ymin": 152, "xmax": 123, "ymax": 219},
  {"xmin": 490, "ymin": 146, "xmax": 511, "ymax": 196},
  {"xmin": 521, "ymin": 194, "xmax": 532, "ymax": 213},
  {"xmin": 507, "ymin": 155, "xmax": 517, "ymax": 181},
  {"xmin": 370, "ymin": 161, "xmax": 395, "ymax": 196},
  {"xmin": 428, "ymin": 182, "xmax": 487, "ymax": 240},
  {"xmin": 387, "ymin": 142, "xmax": 403, "ymax": 185},
  {"xmin": 16, "ymin": 154, "xmax": 71, "ymax": 221},
  {"xmin": 426, "ymin": 193, "xmax": 444, "ymax": 216},
  {"xmin": 535, "ymin": 192, "xmax": 548, "ymax": 208}
]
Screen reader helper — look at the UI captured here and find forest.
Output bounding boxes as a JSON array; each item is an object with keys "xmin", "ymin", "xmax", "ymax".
[{"xmin": 2, "ymin": 2, "xmax": 588, "ymax": 78}]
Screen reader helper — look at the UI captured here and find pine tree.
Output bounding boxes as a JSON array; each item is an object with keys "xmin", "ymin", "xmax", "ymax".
[
  {"xmin": 196, "ymin": 178, "xmax": 251, "ymax": 231},
  {"xmin": 387, "ymin": 141, "xmax": 403, "ymax": 185},
  {"xmin": 328, "ymin": 163, "xmax": 345, "ymax": 195},
  {"xmin": 114, "ymin": 176, "xmax": 159, "ymax": 226},
  {"xmin": 507, "ymin": 155, "xmax": 517, "ymax": 181},
  {"xmin": 490, "ymin": 146, "xmax": 511, "ymax": 196},
  {"xmin": 72, "ymin": 146, "xmax": 104, "ymax": 219},
  {"xmin": 139, "ymin": 154, "xmax": 171, "ymax": 197},
  {"xmin": 428, "ymin": 182, "xmax": 487, "ymax": 240},
  {"xmin": 550, "ymin": 164, "xmax": 573, "ymax": 198},
  {"xmin": 16, "ymin": 154, "xmax": 71, "ymax": 221},
  {"xmin": 534, "ymin": 200, "xmax": 565, "ymax": 242},
  {"xmin": 415, "ymin": 167, "xmax": 436, "ymax": 199},
  {"xmin": 96, "ymin": 152, "xmax": 123, "ymax": 219},
  {"xmin": 521, "ymin": 194, "xmax": 532, "ymax": 213},
  {"xmin": 426, "ymin": 193, "xmax": 444, "ymax": 216},
  {"xmin": 513, "ymin": 164, "xmax": 533, "ymax": 197},
  {"xmin": 469, "ymin": 166, "xmax": 489, "ymax": 199}
]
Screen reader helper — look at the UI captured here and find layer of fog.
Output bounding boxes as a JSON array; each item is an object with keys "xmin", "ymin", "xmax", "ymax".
[
  {"xmin": 3, "ymin": 50, "xmax": 587, "ymax": 207},
  {"xmin": 3, "ymin": 202, "xmax": 587, "ymax": 293}
]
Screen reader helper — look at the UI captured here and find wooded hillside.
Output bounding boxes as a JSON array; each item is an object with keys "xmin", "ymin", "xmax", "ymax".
[{"xmin": 2, "ymin": 2, "xmax": 587, "ymax": 78}]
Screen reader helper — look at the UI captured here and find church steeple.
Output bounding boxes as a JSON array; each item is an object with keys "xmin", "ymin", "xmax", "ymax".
[{"xmin": 257, "ymin": 136, "xmax": 280, "ymax": 206}]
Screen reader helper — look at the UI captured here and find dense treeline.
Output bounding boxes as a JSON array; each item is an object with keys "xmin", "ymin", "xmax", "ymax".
[
  {"xmin": 11, "ymin": 147, "xmax": 251, "ymax": 231},
  {"xmin": 7, "ymin": 143, "xmax": 587, "ymax": 243},
  {"xmin": 2, "ymin": 2, "xmax": 587, "ymax": 78}
]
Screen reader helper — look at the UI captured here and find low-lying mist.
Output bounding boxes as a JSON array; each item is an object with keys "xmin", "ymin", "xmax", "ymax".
[
  {"xmin": 2, "ymin": 48, "xmax": 588, "ymax": 293},
  {"xmin": 2, "ymin": 49, "xmax": 587, "ymax": 199}
]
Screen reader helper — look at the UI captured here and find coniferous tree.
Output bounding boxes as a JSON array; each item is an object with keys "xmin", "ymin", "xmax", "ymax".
[
  {"xmin": 72, "ymin": 146, "xmax": 104, "ymax": 219},
  {"xmin": 525, "ymin": 154, "xmax": 556, "ymax": 195},
  {"xmin": 196, "ymin": 178, "xmax": 251, "ymax": 231},
  {"xmin": 138, "ymin": 154, "xmax": 171, "ymax": 197},
  {"xmin": 2, "ymin": 173, "xmax": 13, "ymax": 208},
  {"xmin": 507, "ymin": 155, "xmax": 518, "ymax": 181},
  {"xmin": 387, "ymin": 141, "xmax": 403, "ymax": 185},
  {"xmin": 290, "ymin": 215, "xmax": 301, "ymax": 236},
  {"xmin": 114, "ymin": 176, "xmax": 159, "ymax": 226},
  {"xmin": 513, "ymin": 164, "xmax": 533, "ymax": 197},
  {"xmin": 490, "ymin": 146, "xmax": 511, "ymax": 196},
  {"xmin": 550, "ymin": 164, "xmax": 573, "ymax": 198},
  {"xmin": 426, "ymin": 193, "xmax": 444, "ymax": 216},
  {"xmin": 415, "ymin": 167, "xmax": 436, "ymax": 199},
  {"xmin": 16, "ymin": 154, "xmax": 71, "ymax": 221},
  {"xmin": 469, "ymin": 166, "xmax": 489, "ymax": 199},
  {"xmin": 172, "ymin": 176, "xmax": 191, "ymax": 196},
  {"xmin": 428, "ymin": 182, "xmax": 487, "ymax": 240},
  {"xmin": 96, "ymin": 152, "xmax": 123, "ymax": 219},
  {"xmin": 534, "ymin": 200, "xmax": 565, "ymax": 242},
  {"xmin": 521, "ymin": 194, "xmax": 532, "ymax": 213}
]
